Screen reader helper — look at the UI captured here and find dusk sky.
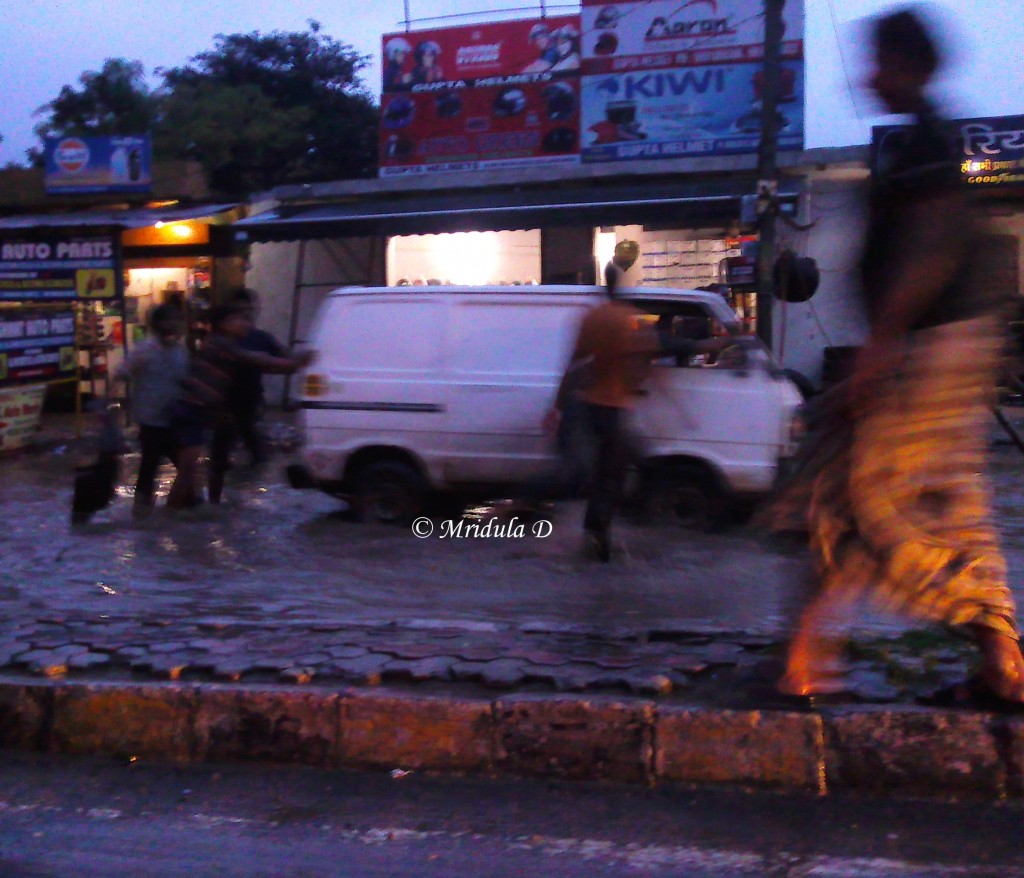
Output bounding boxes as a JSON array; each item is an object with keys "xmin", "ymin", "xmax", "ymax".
[{"xmin": 1, "ymin": 0, "xmax": 1021, "ymax": 168}]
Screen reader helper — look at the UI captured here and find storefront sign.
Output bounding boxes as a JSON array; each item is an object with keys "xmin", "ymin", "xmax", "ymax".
[
  {"xmin": 873, "ymin": 116, "xmax": 1024, "ymax": 188},
  {"xmin": 580, "ymin": 0, "xmax": 804, "ymax": 162},
  {"xmin": 580, "ymin": 60, "xmax": 803, "ymax": 161},
  {"xmin": 0, "ymin": 308, "xmax": 77, "ymax": 386},
  {"xmin": 0, "ymin": 233, "xmax": 121, "ymax": 302},
  {"xmin": 0, "ymin": 383, "xmax": 46, "ymax": 452},
  {"xmin": 379, "ymin": 16, "xmax": 582, "ymax": 176},
  {"xmin": 44, "ymin": 135, "xmax": 152, "ymax": 195},
  {"xmin": 959, "ymin": 116, "xmax": 1024, "ymax": 186}
]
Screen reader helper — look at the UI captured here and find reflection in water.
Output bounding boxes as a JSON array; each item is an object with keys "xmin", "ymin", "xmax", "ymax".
[{"xmin": 95, "ymin": 581, "xmax": 117, "ymax": 595}]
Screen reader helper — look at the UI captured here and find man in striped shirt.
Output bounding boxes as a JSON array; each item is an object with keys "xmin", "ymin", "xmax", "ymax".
[{"xmin": 167, "ymin": 303, "xmax": 313, "ymax": 510}]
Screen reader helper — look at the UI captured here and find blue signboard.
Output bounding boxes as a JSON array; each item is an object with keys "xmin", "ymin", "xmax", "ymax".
[
  {"xmin": 580, "ymin": 0, "xmax": 804, "ymax": 163},
  {"xmin": 0, "ymin": 307, "xmax": 77, "ymax": 386},
  {"xmin": 873, "ymin": 115, "xmax": 1024, "ymax": 188},
  {"xmin": 0, "ymin": 233, "xmax": 121, "ymax": 302},
  {"xmin": 44, "ymin": 135, "xmax": 152, "ymax": 195},
  {"xmin": 580, "ymin": 60, "xmax": 804, "ymax": 162}
]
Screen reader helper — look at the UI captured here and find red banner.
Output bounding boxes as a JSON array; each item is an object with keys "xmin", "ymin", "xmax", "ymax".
[
  {"xmin": 380, "ymin": 16, "xmax": 582, "ymax": 176},
  {"xmin": 379, "ymin": 79, "xmax": 580, "ymax": 176},
  {"xmin": 383, "ymin": 16, "xmax": 581, "ymax": 92}
]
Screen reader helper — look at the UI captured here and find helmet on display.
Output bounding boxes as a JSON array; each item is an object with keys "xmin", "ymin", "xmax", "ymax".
[
  {"xmin": 595, "ymin": 6, "xmax": 619, "ymax": 29},
  {"xmin": 542, "ymin": 127, "xmax": 577, "ymax": 153},
  {"xmin": 542, "ymin": 82, "xmax": 576, "ymax": 120},
  {"xmin": 594, "ymin": 32, "xmax": 618, "ymax": 55},
  {"xmin": 493, "ymin": 87, "xmax": 527, "ymax": 117},
  {"xmin": 435, "ymin": 90, "xmax": 463, "ymax": 118},
  {"xmin": 383, "ymin": 96, "xmax": 415, "ymax": 128}
]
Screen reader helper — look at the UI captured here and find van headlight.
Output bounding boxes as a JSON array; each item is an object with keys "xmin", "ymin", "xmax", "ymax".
[
  {"xmin": 303, "ymin": 373, "xmax": 327, "ymax": 398},
  {"xmin": 788, "ymin": 405, "xmax": 808, "ymax": 446}
]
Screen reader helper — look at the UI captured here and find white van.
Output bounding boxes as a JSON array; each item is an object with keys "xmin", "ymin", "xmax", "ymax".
[{"xmin": 292, "ymin": 285, "xmax": 803, "ymax": 526}]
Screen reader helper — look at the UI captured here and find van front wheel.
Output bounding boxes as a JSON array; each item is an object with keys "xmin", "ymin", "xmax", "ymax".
[
  {"xmin": 351, "ymin": 461, "xmax": 426, "ymax": 525},
  {"xmin": 643, "ymin": 463, "xmax": 726, "ymax": 531}
]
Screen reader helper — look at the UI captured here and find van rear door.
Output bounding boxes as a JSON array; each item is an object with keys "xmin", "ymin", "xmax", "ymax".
[{"xmin": 306, "ymin": 293, "xmax": 448, "ymax": 472}]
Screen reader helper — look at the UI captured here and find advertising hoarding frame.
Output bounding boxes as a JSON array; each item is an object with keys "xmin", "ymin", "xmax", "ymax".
[{"xmin": 44, "ymin": 134, "xmax": 153, "ymax": 196}]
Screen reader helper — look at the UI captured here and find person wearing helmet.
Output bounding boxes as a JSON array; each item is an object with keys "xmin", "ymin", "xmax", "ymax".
[
  {"xmin": 412, "ymin": 40, "xmax": 443, "ymax": 85},
  {"xmin": 383, "ymin": 37, "xmax": 412, "ymax": 90},
  {"xmin": 550, "ymin": 25, "xmax": 581, "ymax": 73},
  {"xmin": 523, "ymin": 22, "xmax": 559, "ymax": 73}
]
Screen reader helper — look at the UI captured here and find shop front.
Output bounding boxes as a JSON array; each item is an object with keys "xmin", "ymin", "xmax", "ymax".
[{"xmin": 0, "ymin": 203, "xmax": 242, "ymax": 427}]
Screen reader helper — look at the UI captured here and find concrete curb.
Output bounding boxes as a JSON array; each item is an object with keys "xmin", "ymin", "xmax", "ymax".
[{"xmin": 1, "ymin": 679, "xmax": 1021, "ymax": 799}]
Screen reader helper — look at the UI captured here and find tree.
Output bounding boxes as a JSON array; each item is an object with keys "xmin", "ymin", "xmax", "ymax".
[
  {"xmin": 32, "ymin": 58, "xmax": 159, "ymax": 158},
  {"xmin": 158, "ymin": 21, "xmax": 379, "ymax": 195}
]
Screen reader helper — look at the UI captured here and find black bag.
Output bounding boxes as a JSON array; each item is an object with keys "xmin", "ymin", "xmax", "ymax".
[{"xmin": 71, "ymin": 403, "xmax": 124, "ymax": 524}]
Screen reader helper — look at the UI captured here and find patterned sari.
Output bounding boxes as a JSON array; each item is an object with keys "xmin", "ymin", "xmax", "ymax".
[{"xmin": 770, "ymin": 315, "xmax": 1017, "ymax": 641}]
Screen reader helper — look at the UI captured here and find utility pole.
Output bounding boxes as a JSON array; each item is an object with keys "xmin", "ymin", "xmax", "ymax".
[{"xmin": 755, "ymin": 0, "xmax": 785, "ymax": 349}]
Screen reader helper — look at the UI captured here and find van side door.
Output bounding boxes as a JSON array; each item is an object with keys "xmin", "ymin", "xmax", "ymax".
[{"xmin": 444, "ymin": 294, "xmax": 590, "ymax": 486}]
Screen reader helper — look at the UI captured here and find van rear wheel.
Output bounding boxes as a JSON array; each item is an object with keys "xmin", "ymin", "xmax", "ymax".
[
  {"xmin": 643, "ymin": 463, "xmax": 725, "ymax": 531},
  {"xmin": 351, "ymin": 461, "xmax": 426, "ymax": 525}
]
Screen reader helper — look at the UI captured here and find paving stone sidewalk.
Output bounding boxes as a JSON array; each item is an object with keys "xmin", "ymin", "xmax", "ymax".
[{"xmin": 0, "ymin": 610, "xmax": 977, "ymax": 708}]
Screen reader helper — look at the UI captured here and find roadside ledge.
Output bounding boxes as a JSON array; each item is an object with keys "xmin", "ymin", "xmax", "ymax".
[{"xmin": 1, "ymin": 679, "xmax": 1021, "ymax": 799}]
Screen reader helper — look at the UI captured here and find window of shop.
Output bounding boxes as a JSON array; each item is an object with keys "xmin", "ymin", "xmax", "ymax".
[
  {"xmin": 597, "ymin": 224, "xmax": 759, "ymax": 336},
  {"xmin": 387, "ymin": 230, "xmax": 541, "ymax": 286}
]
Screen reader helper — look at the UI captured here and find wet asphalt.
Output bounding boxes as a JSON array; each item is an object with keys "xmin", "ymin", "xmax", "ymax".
[{"xmin": 0, "ymin": 751, "xmax": 1022, "ymax": 877}]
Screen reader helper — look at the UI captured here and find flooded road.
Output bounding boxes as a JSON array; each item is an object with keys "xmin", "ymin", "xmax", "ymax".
[{"xmin": 4, "ymin": 416, "xmax": 1024, "ymax": 641}]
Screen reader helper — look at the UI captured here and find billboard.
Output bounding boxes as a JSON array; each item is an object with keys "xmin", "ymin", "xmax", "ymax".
[
  {"xmin": 0, "ymin": 233, "xmax": 121, "ymax": 303},
  {"xmin": 0, "ymin": 384, "xmax": 47, "ymax": 450},
  {"xmin": 873, "ymin": 115, "xmax": 1024, "ymax": 189},
  {"xmin": 580, "ymin": 0, "xmax": 804, "ymax": 162},
  {"xmin": 0, "ymin": 307, "xmax": 77, "ymax": 386},
  {"xmin": 379, "ymin": 16, "xmax": 582, "ymax": 176},
  {"xmin": 44, "ymin": 134, "xmax": 152, "ymax": 195}
]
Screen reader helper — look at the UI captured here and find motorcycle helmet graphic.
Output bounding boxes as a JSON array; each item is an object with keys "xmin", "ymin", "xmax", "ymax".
[
  {"xmin": 493, "ymin": 87, "xmax": 527, "ymax": 117},
  {"xmin": 435, "ymin": 90, "xmax": 463, "ymax": 119},
  {"xmin": 594, "ymin": 32, "xmax": 618, "ymax": 55},
  {"xmin": 542, "ymin": 127, "xmax": 577, "ymax": 153},
  {"xmin": 594, "ymin": 6, "xmax": 620, "ymax": 29},
  {"xmin": 382, "ymin": 96, "xmax": 415, "ymax": 129},
  {"xmin": 542, "ymin": 82, "xmax": 576, "ymax": 120}
]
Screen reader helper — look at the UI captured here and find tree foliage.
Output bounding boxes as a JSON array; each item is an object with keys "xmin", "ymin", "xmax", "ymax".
[
  {"xmin": 32, "ymin": 22, "xmax": 379, "ymax": 195},
  {"xmin": 159, "ymin": 21, "xmax": 378, "ymax": 194},
  {"xmin": 32, "ymin": 59, "xmax": 159, "ymax": 152}
]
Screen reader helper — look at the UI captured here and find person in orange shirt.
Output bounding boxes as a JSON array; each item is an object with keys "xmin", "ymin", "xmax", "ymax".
[{"xmin": 546, "ymin": 241, "xmax": 654, "ymax": 561}]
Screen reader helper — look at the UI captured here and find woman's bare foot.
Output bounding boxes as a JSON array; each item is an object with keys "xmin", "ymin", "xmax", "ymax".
[
  {"xmin": 975, "ymin": 628, "xmax": 1024, "ymax": 703},
  {"xmin": 778, "ymin": 592, "xmax": 846, "ymax": 696}
]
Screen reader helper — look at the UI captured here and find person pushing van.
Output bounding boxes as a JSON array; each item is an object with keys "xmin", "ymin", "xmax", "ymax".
[
  {"xmin": 167, "ymin": 303, "xmax": 314, "ymax": 511},
  {"xmin": 548, "ymin": 240, "xmax": 736, "ymax": 560}
]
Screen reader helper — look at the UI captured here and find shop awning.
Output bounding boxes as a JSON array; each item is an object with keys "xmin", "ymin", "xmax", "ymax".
[
  {"xmin": 233, "ymin": 181, "xmax": 800, "ymax": 242},
  {"xmin": 0, "ymin": 203, "xmax": 239, "ymax": 231}
]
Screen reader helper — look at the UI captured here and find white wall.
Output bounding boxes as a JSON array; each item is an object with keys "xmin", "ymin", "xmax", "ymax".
[{"xmin": 771, "ymin": 176, "xmax": 871, "ymax": 384}]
